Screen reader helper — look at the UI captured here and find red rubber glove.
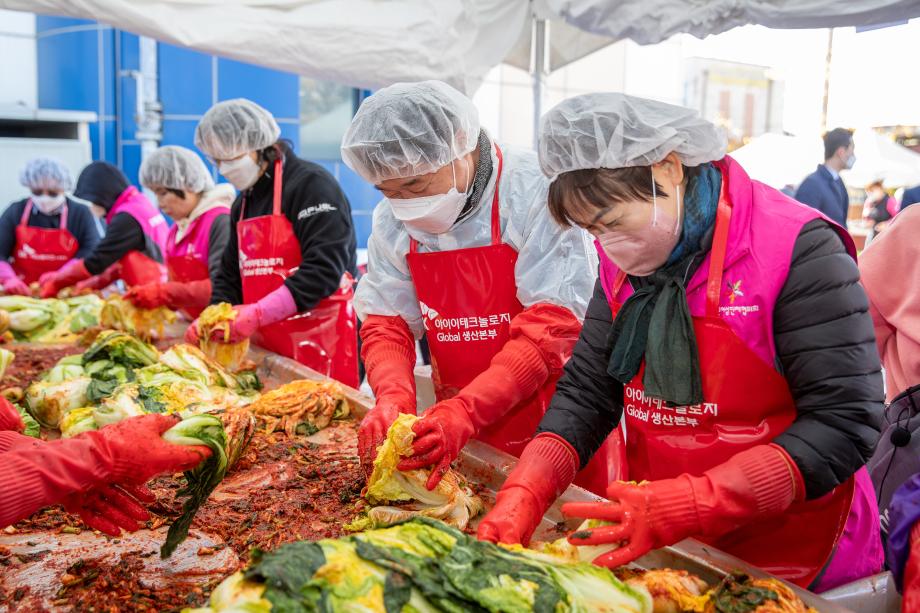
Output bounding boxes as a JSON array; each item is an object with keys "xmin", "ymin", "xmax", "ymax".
[
  {"xmin": 0, "ymin": 397, "xmax": 24, "ymax": 433},
  {"xmin": 478, "ymin": 433, "xmax": 579, "ymax": 546},
  {"xmin": 0, "ymin": 414, "xmax": 209, "ymax": 528},
  {"xmin": 39, "ymin": 259, "xmax": 91, "ymax": 298},
  {"xmin": 185, "ymin": 319, "xmax": 201, "ymax": 344},
  {"xmin": 127, "ymin": 279, "xmax": 212, "ymax": 312},
  {"xmin": 63, "ymin": 483, "xmax": 154, "ymax": 536},
  {"xmin": 398, "ymin": 304, "xmax": 580, "ymax": 489},
  {"xmin": 904, "ymin": 523, "xmax": 920, "ymax": 612},
  {"xmin": 125, "ymin": 282, "xmax": 169, "ymax": 309},
  {"xmin": 73, "ymin": 262, "xmax": 121, "ymax": 293},
  {"xmin": 562, "ymin": 444, "xmax": 804, "ymax": 568},
  {"xmin": 357, "ymin": 315, "xmax": 417, "ymax": 474}
]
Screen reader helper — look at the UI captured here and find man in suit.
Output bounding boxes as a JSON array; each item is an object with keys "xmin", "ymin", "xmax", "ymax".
[{"xmin": 794, "ymin": 128, "xmax": 855, "ymax": 228}]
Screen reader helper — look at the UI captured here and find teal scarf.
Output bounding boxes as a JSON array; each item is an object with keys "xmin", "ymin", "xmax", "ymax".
[{"xmin": 607, "ymin": 163, "xmax": 721, "ymax": 405}]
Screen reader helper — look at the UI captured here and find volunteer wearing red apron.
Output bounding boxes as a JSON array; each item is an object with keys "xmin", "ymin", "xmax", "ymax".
[
  {"xmin": 39, "ymin": 161, "xmax": 168, "ymax": 298},
  {"xmin": 0, "ymin": 157, "xmax": 99, "ymax": 294},
  {"xmin": 341, "ymin": 81, "xmax": 617, "ymax": 494},
  {"xmin": 125, "ymin": 146, "xmax": 234, "ymax": 320},
  {"xmin": 478, "ymin": 94, "xmax": 885, "ymax": 591},
  {"xmin": 186, "ymin": 99, "xmax": 359, "ymax": 387}
]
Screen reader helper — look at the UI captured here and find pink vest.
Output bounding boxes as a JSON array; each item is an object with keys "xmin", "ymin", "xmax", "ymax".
[
  {"xmin": 166, "ymin": 207, "xmax": 229, "ymax": 264},
  {"xmin": 106, "ymin": 186, "xmax": 169, "ymax": 259},
  {"xmin": 598, "ymin": 156, "xmax": 881, "ymax": 591},
  {"xmin": 599, "ymin": 156, "xmax": 854, "ymax": 368}
]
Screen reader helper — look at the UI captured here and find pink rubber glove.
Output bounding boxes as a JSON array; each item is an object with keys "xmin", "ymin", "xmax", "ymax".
[
  {"xmin": 0, "ymin": 261, "xmax": 29, "ymax": 296},
  {"xmin": 208, "ymin": 285, "xmax": 297, "ymax": 344},
  {"xmin": 38, "ymin": 258, "xmax": 79, "ymax": 286},
  {"xmin": 561, "ymin": 444, "xmax": 804, "ymax": 568}
]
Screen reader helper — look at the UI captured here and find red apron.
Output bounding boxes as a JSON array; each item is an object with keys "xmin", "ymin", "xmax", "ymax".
[
  {"xmin": 13, "ymin": 200, "xmax": 78, "ymax": 284},
  {"xmin": 238, "ymin": 158, "xmax": 359, "ymax": 388},
  {"xmin": 610, "ymin": 179, "xmax": 854, "ymax": 586},
  {"xmin": 406, "ymin": 145, "xmax": 620, "ymax": 494},
  {"xmin": 167, "ymin": 254, "xmax": 209, "ymax": 319}
]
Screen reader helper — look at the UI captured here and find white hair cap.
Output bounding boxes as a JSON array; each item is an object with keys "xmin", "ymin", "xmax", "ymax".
[
  {"xmin": 139, "ymin": 145, "xmax": 215, "ymax": 193},
  {"xmin": 195, "ymin": 98, "xmax": 281, "ymax": 160},
  {"xmin": 19, "ymin": 157, "xmax": 73, "ymax": 191},
  {"xmin": 341, "ymin": 80, "xmax": 480, "ymax": 184},
  {"xmin": 539, "ymin": 92, "xmax": 727, "ymax": 181}
]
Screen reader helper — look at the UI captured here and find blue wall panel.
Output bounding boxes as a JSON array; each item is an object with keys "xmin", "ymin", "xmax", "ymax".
[
  {"xmin": 36, "ymin": 21, "xmax": 100, "ymax": 111},
  {"xmin": 121, "ymin": 144, "xmax": 143, "ymax": 186},
  {"xmin": 159, "ymin": 46, "xmax": 214, "ymax": 116},
  {"xmin": 217, "ymin": 58, "xmax": 299, "ymax": 119}
]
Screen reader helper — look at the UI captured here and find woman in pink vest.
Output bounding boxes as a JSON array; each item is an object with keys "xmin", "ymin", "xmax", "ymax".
[
  {"xmin": 124, "ymin": 146, "xmax": 234, "ymax": 320},
  {"xmin": 39, "ymin": 162, "xmax": 168, "ymax": 298},
  {"xmin": 478, "ymin": 93, "xmax": 885, "ymax": 592}
]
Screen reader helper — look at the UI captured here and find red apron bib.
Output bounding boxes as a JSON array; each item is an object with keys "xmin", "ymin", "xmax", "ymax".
[
  {"xmin": 237, "ymin": 158, "xmax": 359, "ymax": 388},
  {"xmin": 611, "ymin": 179, "xmax": 854, "ymax": 586},
  {"xmin": 406, "ymin": 145, "xmax": 620, "ymax": 494},
  {"xmin": 167, "ymin": 254, "xmax": 209, "ymax": 319},
  {"xmin": 13, "ymin": 200, "xmax": 78, "ymax": 284}
]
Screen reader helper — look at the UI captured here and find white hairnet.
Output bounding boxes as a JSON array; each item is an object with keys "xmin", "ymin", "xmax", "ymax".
[
  {"xmin": 355, "ymin": 145, "xmax": 596, "ymax": 333},
  {"xmin": 194, "ymin": 98, "xmax": 281, "ymax": 160},
  {"xmin": 341, "ymin": 80, "xmax": 480, "ymax": 184},
  {"xmin": 539, "ymin": 92, "xmax": 727, "ymax": 181},
  {"xmin": 19, "ymin": 157, "xmax": 73, "ymax": 191},
  {"xmin": 139, "ymin": 145, "xmax": 215, "ymax": 193}
]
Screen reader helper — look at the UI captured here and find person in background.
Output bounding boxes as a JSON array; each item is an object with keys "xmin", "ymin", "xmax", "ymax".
[
  {"xmin": 0, "ymin": 398, "xmax": 209, "ymax": 536},
  {"xmin": 477, "ymin": 93, "xmax": 884, "ymax": 592},
  {"xmin": 862, "ymin": 180, "xmax": 899, "ymax": 241},
  {"xmin": 124, "ymin": 146, "xmax": 235, "ymax": 320},
  {"xmin": 794, "ymin": 127, "xmax": 854, "ymax": 228},
  {"xmin": 341, "ymin": 81, "xmax": 618, "ymax": 496},
  {"xmin": 186, "ymin": 99, "xmax": 359, "ymax": 387},
  {"xmin": 39, "ymin": 162, "xmax": 168, "ymax": 297},
  {"xmin": 900, "ymin": 183, "xmax": 920, "ymax": 211},
  {"xmin": 0, "ymin": 158, "xmax": 99, "ymax": 294}
]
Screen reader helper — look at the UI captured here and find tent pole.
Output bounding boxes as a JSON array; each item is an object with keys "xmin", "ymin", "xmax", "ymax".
[
  {"xmin": 820, "ymin": 28, "xmax": 834, "ymax": 132},
  {"xmin": 532, "ymin": 18, "xmax": 547, "ymax": 150}
]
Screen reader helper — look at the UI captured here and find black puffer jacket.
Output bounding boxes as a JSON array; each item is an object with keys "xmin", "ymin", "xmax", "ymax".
[{"xmin": 538, "ymin": 219, "xmax": 884, "ymax": 499}]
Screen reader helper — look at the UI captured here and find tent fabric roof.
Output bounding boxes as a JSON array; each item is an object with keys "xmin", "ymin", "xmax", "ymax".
[{"xmin": 4, "ymin": 0, "xmax": 919, "ymax": 92}]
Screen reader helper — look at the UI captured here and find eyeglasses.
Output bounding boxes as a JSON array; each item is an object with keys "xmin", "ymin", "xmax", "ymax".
[{"xmin": 31, "ymin": 190, "xmax": 62, "ymax": 197}]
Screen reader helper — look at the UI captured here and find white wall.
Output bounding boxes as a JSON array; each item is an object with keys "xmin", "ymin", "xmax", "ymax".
[{"xmin": 0, "ymin": 10, "xmax": 36, "ymax": 110}]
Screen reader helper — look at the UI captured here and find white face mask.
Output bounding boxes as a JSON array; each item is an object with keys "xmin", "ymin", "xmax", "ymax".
[
  {"xmin": 33, "ymin": 194, "xmax": 66, "ymax": 215},
  {"xmin": 845, "ymin": 153, "xmax": 856, "ymax": 170},
  {"xmin": 218, "ymin": 154, "xmax": 261, "ymax": 191},
  {"xmin": 387, "ymin": 161, "xmax": 469, "ymax": 235}
]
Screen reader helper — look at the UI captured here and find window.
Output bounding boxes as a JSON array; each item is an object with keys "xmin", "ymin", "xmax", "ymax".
[{"xmin": 299, "ymin": 78, "xmax": 359, "ymax": 159}]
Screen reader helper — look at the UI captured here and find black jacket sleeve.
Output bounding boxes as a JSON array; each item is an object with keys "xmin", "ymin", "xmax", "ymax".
[
  {"xmin": 206, "ymin": 213, "xmax": 231, "ymax": 281},
  {"xmin": 209, "ymin": 198, "xmax": 244, "ymax": 306},
  {"xmin": 773, "ymin": 219, "xmax": 884, "ymax": 498},
  {"xmin": 83, "ymin": 212, "xmax": 146, "ymax": 275},
  {"xmin": 282, "ymin": 172, "xmax": 356, "ymax": 312},
  {"xmin": 68, "ymin": 201, "xmax": 101, "ymax": 259},
  {"xmin": 0, "ymin": 201, "xmax": 22, "ymax": 261},
  {"xmin": 536, "ymin": 277, "xmax": 624, "ymax": 468}
]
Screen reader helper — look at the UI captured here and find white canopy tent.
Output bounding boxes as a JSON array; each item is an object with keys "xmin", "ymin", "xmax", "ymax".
[
  {"xmin": 3, "ymin": 0, "xmax": 919, "ymax": 93},
  {"xmin": 730, "ymin": 130, "xmax": 920, "ymax": 191}
]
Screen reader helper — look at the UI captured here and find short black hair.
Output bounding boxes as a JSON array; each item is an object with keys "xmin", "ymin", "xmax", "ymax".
[
  {"xmin": 166, "ymin": 188, "xmax": 185, "ymax": 199},
  {"xmin": 824, "ymin": 128, "xmax": 853, "ymax": 161}
]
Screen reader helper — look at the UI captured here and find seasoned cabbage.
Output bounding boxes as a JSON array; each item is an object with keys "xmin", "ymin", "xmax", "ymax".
[{"xmin": 25, "ymin": 377, "xmax": 92, "ymax": 428}]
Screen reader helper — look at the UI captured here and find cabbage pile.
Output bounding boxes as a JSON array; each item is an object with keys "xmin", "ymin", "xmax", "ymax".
[
  {"xmin": 347, "ymin": 413, "xmax": 483, "ymax": 532},
  {"xmin": 188, "ymin": 517, "xmax": 653, "ymax": 613},
  {"xmin": 99, "ymin": 294, "xmax": 176, "ymax": 341},
  {"xmin": 0, "ymin": 295, "xmax": 102, "ymax": 343},
  {"xmin": 24, "ymin": 332, "xmax": 260, "ymax": 437}
]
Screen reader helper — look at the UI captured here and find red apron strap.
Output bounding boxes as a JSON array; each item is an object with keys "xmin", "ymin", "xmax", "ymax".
[
  {"xmin": 272, "ymin": 158, "xmax": 283, "ymax": 216},
  {"xmin": 490, "ymin": 144, "xmax": 504, "ymax": 245},
  {"xmin": 19, "ymin": 200, "xmax": 32, "ymax": 226},
  {"xmin": 705, "ymin": 177, "xmax": 734, "ymax": 318}
]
